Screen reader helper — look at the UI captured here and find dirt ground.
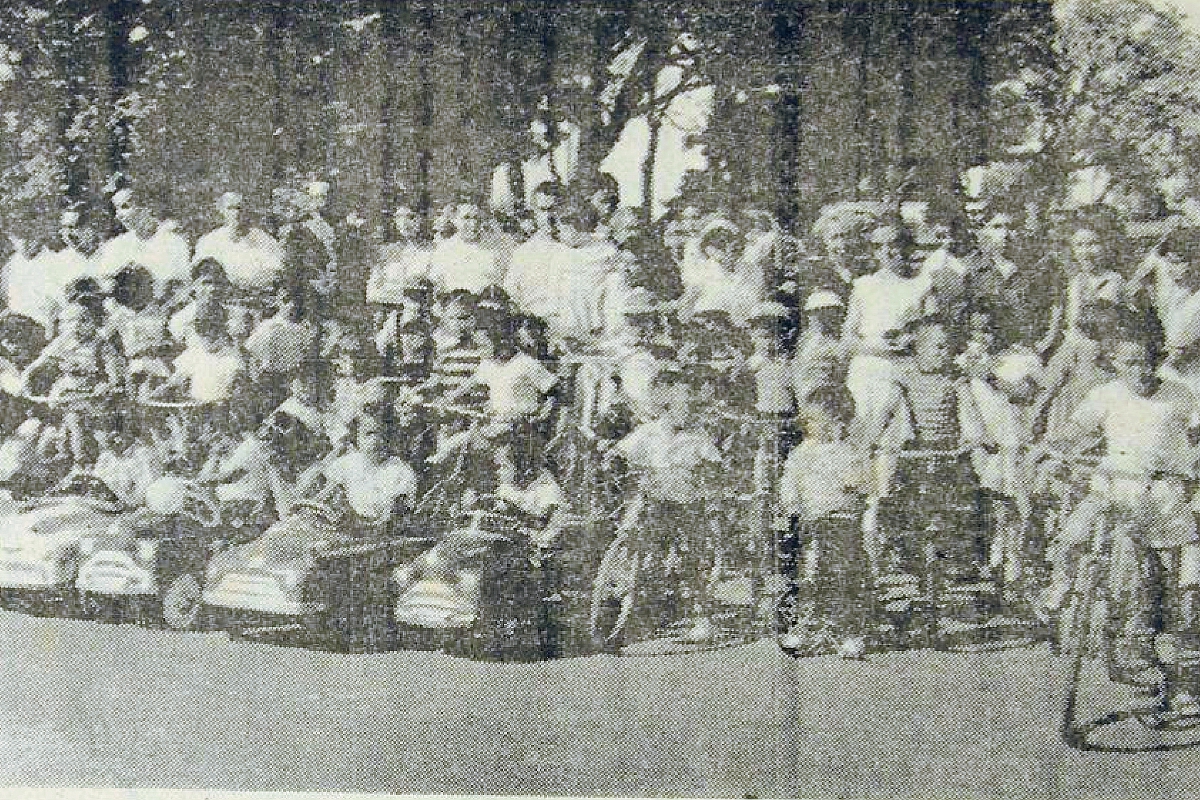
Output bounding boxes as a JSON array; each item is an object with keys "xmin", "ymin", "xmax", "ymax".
[{"xmin": 0, "ymin": 609, "xmax": 1197, "ymax": 797}]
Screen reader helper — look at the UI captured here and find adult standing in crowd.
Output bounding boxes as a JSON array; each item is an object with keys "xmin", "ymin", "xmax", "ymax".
[
  {"xmin": 97, "ymin": 188, "xmax": 191, "ymax": 285},
  {"xmin": 193, "ymin": 191, "xmax": 284, "ymax": 292},
  {"xmin": 963, "ymin": 208, "xmax": 1062, "ymax": 353},
  {"xmin": 36, "ymin": 210, "xmax": 100, "ymax": 331},
  {"xmin": 427, "ymin": 201, "xmax": 504, "ymax": 294}
]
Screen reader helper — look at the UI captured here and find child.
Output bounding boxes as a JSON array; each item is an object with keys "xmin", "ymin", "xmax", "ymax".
[
  {"xmin": 93, "ymin": 418, "xmax": 167, "ymax": 507},
  {"xmin": 450, "ymin": 314, "xmax": 558, "ymax": 475},
  {"xmin": 791, "ymin": 290, "xmax": 853, "ymax": 427},
  {"xmin": 161, "ymin": 300, "xmax": 246, "ymax": 405},
  {"xmin": 428, "ymin": 289, "xmax": 489, "ymax": 440},
  {"xmin": 22, "ymin": 293, "xmax": 126, "ymax": 471},
  {"xmin": 1042, "ymin": 307, "xmax": 1200, "ymax": 715},
  {"xmin": 611, "ymin": 367, "xmax": 725, "ymax": 643},
  {"xmin": 303, "ymin": 382, "xmax": 417, "ymax": 532},
  {"xmin": 864, "ymin": 316, "xmax": 990, "ymax": 624},
  {"xmin": 108, "ymin": 263, "xmax": 172, "ymax": 399},
  {"xmin": 777, "ymin": 404, "xmax": 871, "ymax": 655}
]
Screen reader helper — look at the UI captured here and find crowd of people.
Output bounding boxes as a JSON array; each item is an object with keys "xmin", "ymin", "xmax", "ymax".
[{"xmin": 2, "ymin": 171, "xmax": 1200, "ymax": 684}]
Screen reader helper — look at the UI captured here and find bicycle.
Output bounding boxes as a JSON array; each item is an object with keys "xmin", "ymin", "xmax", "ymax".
[{"xmin": 1042, "ymin": 451, "xmax": 1200, "ymax": 751}]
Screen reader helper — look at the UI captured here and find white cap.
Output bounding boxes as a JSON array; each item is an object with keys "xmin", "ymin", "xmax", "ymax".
[
  {"xmin": 111, "ymin": 188, "xmax": 134, "ymax": 208},
  {"xmin": 804, "ymin": 290, "xmax": 843, "ymax": 312},
  {"xmin": 991, "ymin": 347, "xmax": 1044, "ymax": 386},
  {"xmin": 746, "ymin": 301, "xmax": 790, "ymax": 321}
]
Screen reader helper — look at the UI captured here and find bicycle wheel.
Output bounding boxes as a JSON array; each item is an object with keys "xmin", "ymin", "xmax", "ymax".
[{"xmin": 589, "ymin": 534, "xmax": 639, "ymax": 649}]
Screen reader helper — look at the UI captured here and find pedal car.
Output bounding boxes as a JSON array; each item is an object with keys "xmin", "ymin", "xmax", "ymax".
[
  {"xmin": 391, "ymin": 499, "xmax": 590, "ymax": 661},
  {"xmin": 75, "ymin": 477, "xmax": 265, "ymax": 630},
  {"xmin": 201, "ymin": 499, "xmax": 432, "ymax": 651},
  {"xmin": 0, "ymin": 473, "xmax": 125, "ymax": 614}
]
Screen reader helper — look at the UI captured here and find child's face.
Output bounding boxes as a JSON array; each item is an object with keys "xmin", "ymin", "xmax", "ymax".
[
  {"xmin": 437, "ymin": 301, "xmax": 472, "ymax": 340},
  {"xmin": 1112, "ymin": 340, "xmax": 1157, "ymax": 396},
  {"xmin": 1070, "ymin": 229, "xmax": 1101, "ymax": 269},
  {"xmin": 914, "ymin": 325, "xmax": 952, "ymax": 372}
]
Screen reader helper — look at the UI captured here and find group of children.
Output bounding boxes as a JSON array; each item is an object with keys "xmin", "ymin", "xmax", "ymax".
[{"xmin": 5, "ymin": 178, "xmax": 1200, "ymax": 689}]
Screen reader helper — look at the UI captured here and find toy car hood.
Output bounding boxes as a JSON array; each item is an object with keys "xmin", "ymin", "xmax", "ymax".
[{"xmin": 0, "ymin": 497, "xmax": 122, "ymax": 552}]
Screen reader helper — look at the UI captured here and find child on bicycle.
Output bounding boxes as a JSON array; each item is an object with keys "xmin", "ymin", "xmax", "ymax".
[
  {"xmin": 1041, "ymin": 306, "xmax": 1200, "ymax": 713},
  {"xmin": 863, "ymin": 315, "xmax": 990, "ymax": 624}
]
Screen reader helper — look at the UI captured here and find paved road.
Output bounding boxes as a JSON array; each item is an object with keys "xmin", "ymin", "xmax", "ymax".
[{"xmin": 1, "ymin": 609, "xmax": 1199, "ymax": 796}]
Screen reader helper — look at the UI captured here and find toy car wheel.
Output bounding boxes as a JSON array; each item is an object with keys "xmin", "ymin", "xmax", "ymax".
[{"xmin": 160, "ymin": 573, "xmax": 203, "ymax": 631}]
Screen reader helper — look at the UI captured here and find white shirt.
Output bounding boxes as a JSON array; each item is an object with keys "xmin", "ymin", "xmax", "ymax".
[
  {"xmin": 323, "ymin": 451, "xmax": 416, "ymax": 520},
  {"xmin": 1071, "ymin": 379, "xmax": 1200, "ymax": 475},
  {"xmin": 779, "ymin": 439, "xmax": 867, "ymax": 520},
  {"xmin": 427, "ymin": 237, "xmax": 503, "ymax": 294},
  {"xmin": 34, "ymin": 245, "xmax": 95, "ymax": 325},
  {"xmin": 505, "ymin": 233, "xmax": 572, "ymax": 320},
  {"xmin": 173, "ymin": 343, "xmax": 244, "ymax": 403},
  {"xmin": 96, "ymin": 222, "xmax": 191, "ymax": 283},
  {"xmin": 193, "ymin": 225, "xmax": 283, "ymax": 289},
  {"xmin": 842, "ymin": 268, "xmax": 932, "ymax": 354},
  {"xmin": 3, "ymin": 249, "xmax": 54, "ymax": 329},
  {"xmin": 475, "ymin": 353, "xmax": 556, "ymax": 421},
  {"xmin": 616, "ymin": 419, "xmax": 721, "ymax": 502},
  {"xmin": 366, "ymin": 243, "xmax": 431, "ymax": 304}
]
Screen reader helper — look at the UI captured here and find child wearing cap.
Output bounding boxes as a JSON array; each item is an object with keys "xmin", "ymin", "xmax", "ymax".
[{"xmin": 792, "ymin": 290, "xmax": 852, "ymax": 427}]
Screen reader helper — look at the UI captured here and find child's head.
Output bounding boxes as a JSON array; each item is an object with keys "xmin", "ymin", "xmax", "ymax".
[
  {"xmin": 803, "ymin": 290, "xmax": 844, "ymax": 334},
  {"xmin": 111, "ymin": 264, "xmax": 155, "ymax": 311},
  {"xmin": 908, "ymin": 316, "xmax": 956, "ymax": 373},
  {"xmin": 396, "ymin": 319, "xmax": 433, "ymax": 363},
  {"xmin": 654, "ymin": 367, "xmax": 694, "ymax": 428},
  {"xmin": 190, "ymin": 258, "xmax": 232, "ymax": 305},
  {"xmin": 435, "ymin": 289, "xmax": 477, "ymax": 343}
]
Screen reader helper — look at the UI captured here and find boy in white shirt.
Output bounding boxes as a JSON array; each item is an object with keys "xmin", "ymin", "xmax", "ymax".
[
  {"xmin": 1044, "ymin": 309, "xmax": 1200, "ymax": 713},
  {"xmin": 841, "ymin": 225, "xmax": 934, "ymax": 420},
  {"xmin": 612, "ymin": 368, "xmax": 725, "ymax": 643},
  {"xmin": 307, "ymin": 384, "xmax": 417, "ymax": 532},
  {"xmin": 162, "ymin": 301, "xmax": 246, "ymax": 405}
]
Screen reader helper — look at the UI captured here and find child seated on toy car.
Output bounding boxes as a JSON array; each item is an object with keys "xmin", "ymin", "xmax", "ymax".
[
  {"xmin": 298, "ymin": 381, "xmax": 417, "ymax": 533},
  {"xmin": 22, "ymin": 292, "xmax": 127, "ymax": 472}
]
